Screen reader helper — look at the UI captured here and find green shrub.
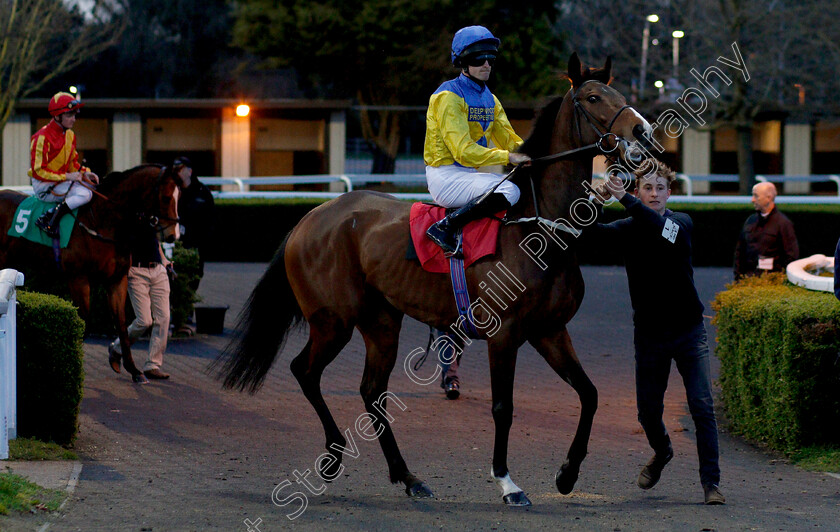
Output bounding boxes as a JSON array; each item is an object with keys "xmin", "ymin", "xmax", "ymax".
[
  {"xmin": 711, "ymin": 273, "xmax": 840, "ymax": 453},
  {"xmin": 206, "ymin": 199, "xmax": 326, "ymax": 262},
  {"xmin": 205, "ymin": 198, "xmax": 840, "ymax": 264},
  {"xmin": 585, "ymin": 202, "xmax": 840, "ymax": 267},
  {"xmin": 21, "ymin": 272, "xmax": 114, "ymax": 337},
  {"xmin": 169, "ymin": 242, "xmax": 200, "ymax": 329},
  {"xmin": 15, "ymin": 291, "xmax": 86, "ymax": 446}
]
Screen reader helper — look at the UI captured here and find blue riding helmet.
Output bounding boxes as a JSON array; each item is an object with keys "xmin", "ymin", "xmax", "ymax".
[{"xmin": 451, "ymin": 25, "xmax": 500, "ymax": 67}]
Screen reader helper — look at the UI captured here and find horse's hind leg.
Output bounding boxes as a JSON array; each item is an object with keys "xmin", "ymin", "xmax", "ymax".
[
  {"xmin": 357, "ymin": 303, "xmax": 432, "ymax": 498},
  {"xmin": 529, "ymin": 327, "xmax": 598, "ymax": 495},
  {"xmin": 289, "ymin": 310, "xmax": 354, "ymax": 479}
]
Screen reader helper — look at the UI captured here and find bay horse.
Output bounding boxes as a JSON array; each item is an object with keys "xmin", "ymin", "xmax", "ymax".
[
  {"xmin": 0, "ymin": 164, "xmax": 181, "ymax": 384},
  {"xmin": 217, "ymin": 54, "xmax": 653, "ymax": 505}
]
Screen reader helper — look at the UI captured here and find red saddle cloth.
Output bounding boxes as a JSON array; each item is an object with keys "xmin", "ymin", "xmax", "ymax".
[{"xmin": 409, "ymin": 202, "xmax": 503, "ymax": 273}]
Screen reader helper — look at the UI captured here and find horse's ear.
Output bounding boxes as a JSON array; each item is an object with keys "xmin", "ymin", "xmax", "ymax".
[
  {"xmin": 568, "ymin": 52, "xmax": 583, "ymax": 89},
  {"xmin": 589, "ymin": 56, "xmax": 612, "ymax": 84}
]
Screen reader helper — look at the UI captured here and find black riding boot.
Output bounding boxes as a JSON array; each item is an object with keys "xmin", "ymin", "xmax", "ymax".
[
  {"xmin": 35, "ymin": 201, "xmax": 72, "ymax": 238},
  {"xmin": 426, "ymin": 193, "xmax": 511, "ymax": 255}
]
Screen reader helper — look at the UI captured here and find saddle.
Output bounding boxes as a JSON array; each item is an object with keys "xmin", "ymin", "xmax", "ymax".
[
  {"xmin": 408, "ymin": 202, "xmax": 504, "ymax": 273},
  {"xmin": 7, "ymin": 196, "xmax": 77, "ymax": 248}
]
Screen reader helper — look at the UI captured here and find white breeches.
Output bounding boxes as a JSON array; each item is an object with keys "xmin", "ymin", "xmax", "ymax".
[
  {"xmin": 426, "ymin": 165, "xmax": 520, "ymax": 208},
  {"xmin": 32, "ymin": 179, "xmax": 93, "ymax": 210}
]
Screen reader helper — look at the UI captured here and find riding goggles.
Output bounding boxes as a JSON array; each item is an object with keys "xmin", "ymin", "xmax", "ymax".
[
  {"xmin": 60, "ymin": 99, "xmax": 82, "ymax": 113},
  {"xmin": 466, "ymin": 54, "xmax": 496, "ymax": 67}
]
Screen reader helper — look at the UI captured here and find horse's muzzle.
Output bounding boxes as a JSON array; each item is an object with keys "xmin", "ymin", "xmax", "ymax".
[
  {"xmin": 619, "ymin": 138, "xmax": 647, "ymax": 165},
  {"xmin": 632, "ymin": 124, "xmax": 655, "ymax": 151}
]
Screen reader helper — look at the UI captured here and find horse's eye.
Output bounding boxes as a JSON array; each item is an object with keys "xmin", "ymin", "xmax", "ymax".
[{"xmin": 587, "ymin": 95, "xmax": 599, "ymax": 104}]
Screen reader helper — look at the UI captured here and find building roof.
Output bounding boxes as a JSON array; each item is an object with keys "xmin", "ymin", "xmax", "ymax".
[{"xmin": 16, "ymin": 98, "xmax": 353, "ymax": 111}]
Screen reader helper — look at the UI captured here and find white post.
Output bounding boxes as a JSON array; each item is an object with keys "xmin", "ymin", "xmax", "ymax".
[
  {"xmin": 221, "ymin": 107, "xmax": 251, "ymax": 191},
  {"xmin": 1, "ymin": 113, "xmax": 31, "ymax": 187},
  {"xmin": 0, "ymin": 320, "xmax": 6, "ymax": 460},
  {"xmin": 112, "ymin": 112, "xmax": 143, "ymax": 172},
  {"xmin": 328, "ymin": 111, "xmax": 347, "ymax": 192},
  {"xmin": 783, "ymin": 123, "xmax": 812, "ymax": 194},
  {"xmin": 682, "ymin": 128, "xmax": 712, "ymax": 194},
  {"xmin": 0, "ymin": 268, "xmax": 24, "ymax": 459}
]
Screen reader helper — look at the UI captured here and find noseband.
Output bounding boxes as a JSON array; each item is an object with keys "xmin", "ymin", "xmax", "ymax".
[
  {"xmin": 499, "ymin": 80, "xmax": 643, "ymax": 234},
  {"xmin": 572, "ymin": 80, "xmax": 634, "ymax": 161},
  {"xmin": 137, "ymin": 166, "xmax": 180, "ymax": 233}
]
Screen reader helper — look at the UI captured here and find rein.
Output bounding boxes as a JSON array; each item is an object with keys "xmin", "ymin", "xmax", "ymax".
[
  {"xmin": 79, "ymin": 165, "xmax": 180, "ymax": 241},
  {"xmin": 78, "ymin": 178, "xmax": 109, "ymax": 200},
  {"xmin": 500, "ymin": 81, "xmax": 637, "ymax": 234}
]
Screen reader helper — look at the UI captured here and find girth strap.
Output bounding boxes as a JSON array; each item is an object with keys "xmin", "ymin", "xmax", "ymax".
[{"xmin": 448, "ymin": 254, "xmax": 481, "ymax": 340}]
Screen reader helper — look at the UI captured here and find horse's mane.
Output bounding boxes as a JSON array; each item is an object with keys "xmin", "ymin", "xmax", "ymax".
[
  {"xmin": 97, "ymin": 163, "xmax": 165, "ymax": 194},
  {"xmin": 519, "ymin": 95, "xmax": 565, "ymax": 159}
]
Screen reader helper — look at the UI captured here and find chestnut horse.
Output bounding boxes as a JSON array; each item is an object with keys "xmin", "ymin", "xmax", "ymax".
[
  {"xmin": 218, "ymin": 54, "xmax": 653, "ymax": 505},
  {"xmin": 0, "ymin": 164, "xmax": 181, "ymax": 384}
]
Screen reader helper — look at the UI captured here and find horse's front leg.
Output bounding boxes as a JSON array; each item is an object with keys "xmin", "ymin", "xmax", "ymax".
[
  {"xmin": 529, "ymin": 326, "xmax": 598, "ymax": 495},
  {"xmin": 106, "ymin": 275, "xmax": 147, "ymax": 384},
  {"xmin": 488, "ymin": 340, "xmax": 531, "ymax": 506}
]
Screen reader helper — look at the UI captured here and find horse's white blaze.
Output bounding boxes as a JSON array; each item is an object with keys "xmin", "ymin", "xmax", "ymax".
[
  {"xmin": 491, "ymin": 468, "xmax": 523, "ymax": 496},
  {"xmin": 629, "ymin": 107, "xmax": 652, "ymax": 134}
]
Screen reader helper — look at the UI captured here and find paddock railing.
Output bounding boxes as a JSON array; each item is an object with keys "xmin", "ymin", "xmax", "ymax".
[
  {"xmin": 4, "ymin": 173, "xmax": 840, "ymax": 202},
  {"xmin": 200, "ymin": 173, "xmax": 840, "ymax": 201},
  {"xmin": 0, "ymin": 269, "xmax": 24, "ymax": 460}
]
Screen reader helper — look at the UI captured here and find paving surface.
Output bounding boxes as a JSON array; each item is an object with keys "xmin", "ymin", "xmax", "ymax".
[{"xmin": 2, "ymin": 263, "xmax": 839, "ymax": 531}]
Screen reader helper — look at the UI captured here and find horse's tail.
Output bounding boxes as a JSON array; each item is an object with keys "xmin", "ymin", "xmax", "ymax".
[{"xmin": 214, "ymin": 232, "xmax": 304, "ymax": 393}]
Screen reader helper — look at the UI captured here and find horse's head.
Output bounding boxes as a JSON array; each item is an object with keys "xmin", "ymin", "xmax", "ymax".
[
  {"xmin": 156, "ymin": 166, "xmax": 181, "ymax": 243},
  {"xmin": 564, "ymin": 52, "xmax": 653, "ymax": 167}
]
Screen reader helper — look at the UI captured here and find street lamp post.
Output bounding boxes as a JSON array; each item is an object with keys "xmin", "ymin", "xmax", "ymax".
[
  {"xmin": 671, "ymin": 30, "xmax": 684, "ymax": 80},
  {"xmin": 639, "ymin": 14, "xmax": 659, "ymax": 100},
  {"xmin": 655, "ymin": 80, "xmax": 665, "ymax": 101}
]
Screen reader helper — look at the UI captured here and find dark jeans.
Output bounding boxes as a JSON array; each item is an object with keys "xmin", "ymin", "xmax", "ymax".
[{"xmin": 634, "ymin": 322, "xmax": 720, "ymax": 487}]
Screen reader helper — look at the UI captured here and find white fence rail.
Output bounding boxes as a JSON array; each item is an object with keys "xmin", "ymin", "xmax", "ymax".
[
  {"xmin": 5, "ymin": 174, "xmax": 840, "ymax": 203},
  {"xmin": 0, "ymin": 269, "xmax": 24, "ymax": 460}
]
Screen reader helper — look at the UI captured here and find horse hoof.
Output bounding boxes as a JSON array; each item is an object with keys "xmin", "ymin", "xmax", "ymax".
[
  {"xmin": 503, "ymin": 491, "xmax": 531, "ymax": 506},
  {"xmin": 555, "ymin": 461, "xmax": 579, "ymax": 495},
  {"xmin": 108, "ymin": 344, "xmax": 121, "ymax": 373},
  {"xmin": 405, "ymin": 482, "xmax": 434, "ymax": 498},
  {"xmin": 132, "ymin": 373, "xmax": 149, "ymax": 385}
]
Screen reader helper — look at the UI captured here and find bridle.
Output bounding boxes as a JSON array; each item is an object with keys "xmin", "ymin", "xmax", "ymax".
[
  {"xmin": 138, "ymin": 166, "xmax": 181, "ymax": 235},
  {"xmin": 499, "ymin": 80, "xmax": 642, "ymax": 234},
  {"xmin": 571, "ymin": 79, "xmax": 634, "ymax": 164},
  {"xmin": 77, "ymin": 165, "xmax": 181, "ymax": 242}
]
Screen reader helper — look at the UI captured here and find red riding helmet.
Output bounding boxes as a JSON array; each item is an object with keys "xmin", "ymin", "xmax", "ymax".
[{"xmin": 48, "ymin": 92, "xmax": 84, "ymax": 117}]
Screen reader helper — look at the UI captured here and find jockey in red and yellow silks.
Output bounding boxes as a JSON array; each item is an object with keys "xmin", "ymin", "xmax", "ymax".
[
  {"xmin": 28, "ymin": 92, "xmax": 100, "ymax": 237},
  {"xmin": 29, "ymin": 118, "xmax": 89, "ymax": 182}
]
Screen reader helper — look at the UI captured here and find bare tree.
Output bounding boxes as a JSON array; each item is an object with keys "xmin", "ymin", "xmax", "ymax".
[
  {"xmin": 0, "ymin": 0, "xmax": 125, "ymax": 130},
  {"xmin": 558, "ymin": 0, "xmax": 840, "ymax": 192}
]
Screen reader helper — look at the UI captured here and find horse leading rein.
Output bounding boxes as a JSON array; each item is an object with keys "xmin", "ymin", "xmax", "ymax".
[
  {"xmin": 493, "ymin": 81, "xmax": 639, "ymax": 235},
  {"xmin": 76, "ymin": 166, "xmax": 180, "ymax": 242}
]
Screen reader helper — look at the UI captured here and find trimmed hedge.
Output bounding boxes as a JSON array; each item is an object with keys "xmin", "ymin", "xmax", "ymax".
[
  {"xmin": 169, "ymin": 242, "xmax": 201, "ymax": 330},
  {"xmin": 21, "ymin": 245, "xmax": 200, "ymax": 337},
  {"xmin": 207, "ymin": 198, "xmax": 840, "ymax": 265},
  {"xmin": 16, "ymin": 291, "xmax": 86, "ymax": 446},
  {"xmin": 203, "ymin": 199, "xmax": 325, "ymax": 262},
  {"xmin": 711, "ymin": 273, "xmax": 840, "ymax": 453}
]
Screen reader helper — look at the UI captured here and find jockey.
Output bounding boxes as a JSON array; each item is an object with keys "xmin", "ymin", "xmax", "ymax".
[
  {"xmin": 28, "ymin": 92, "xmax": 100, "ymax": 237},
  {"xmin": 424, "ymin": 25, "xmax": 530, "ymax": 255}
]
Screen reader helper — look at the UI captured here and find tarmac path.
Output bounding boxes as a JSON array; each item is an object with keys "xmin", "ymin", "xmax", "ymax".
[{"xmin": 5, "ymin": 263, "xmax": 840, "ymax": 531}]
